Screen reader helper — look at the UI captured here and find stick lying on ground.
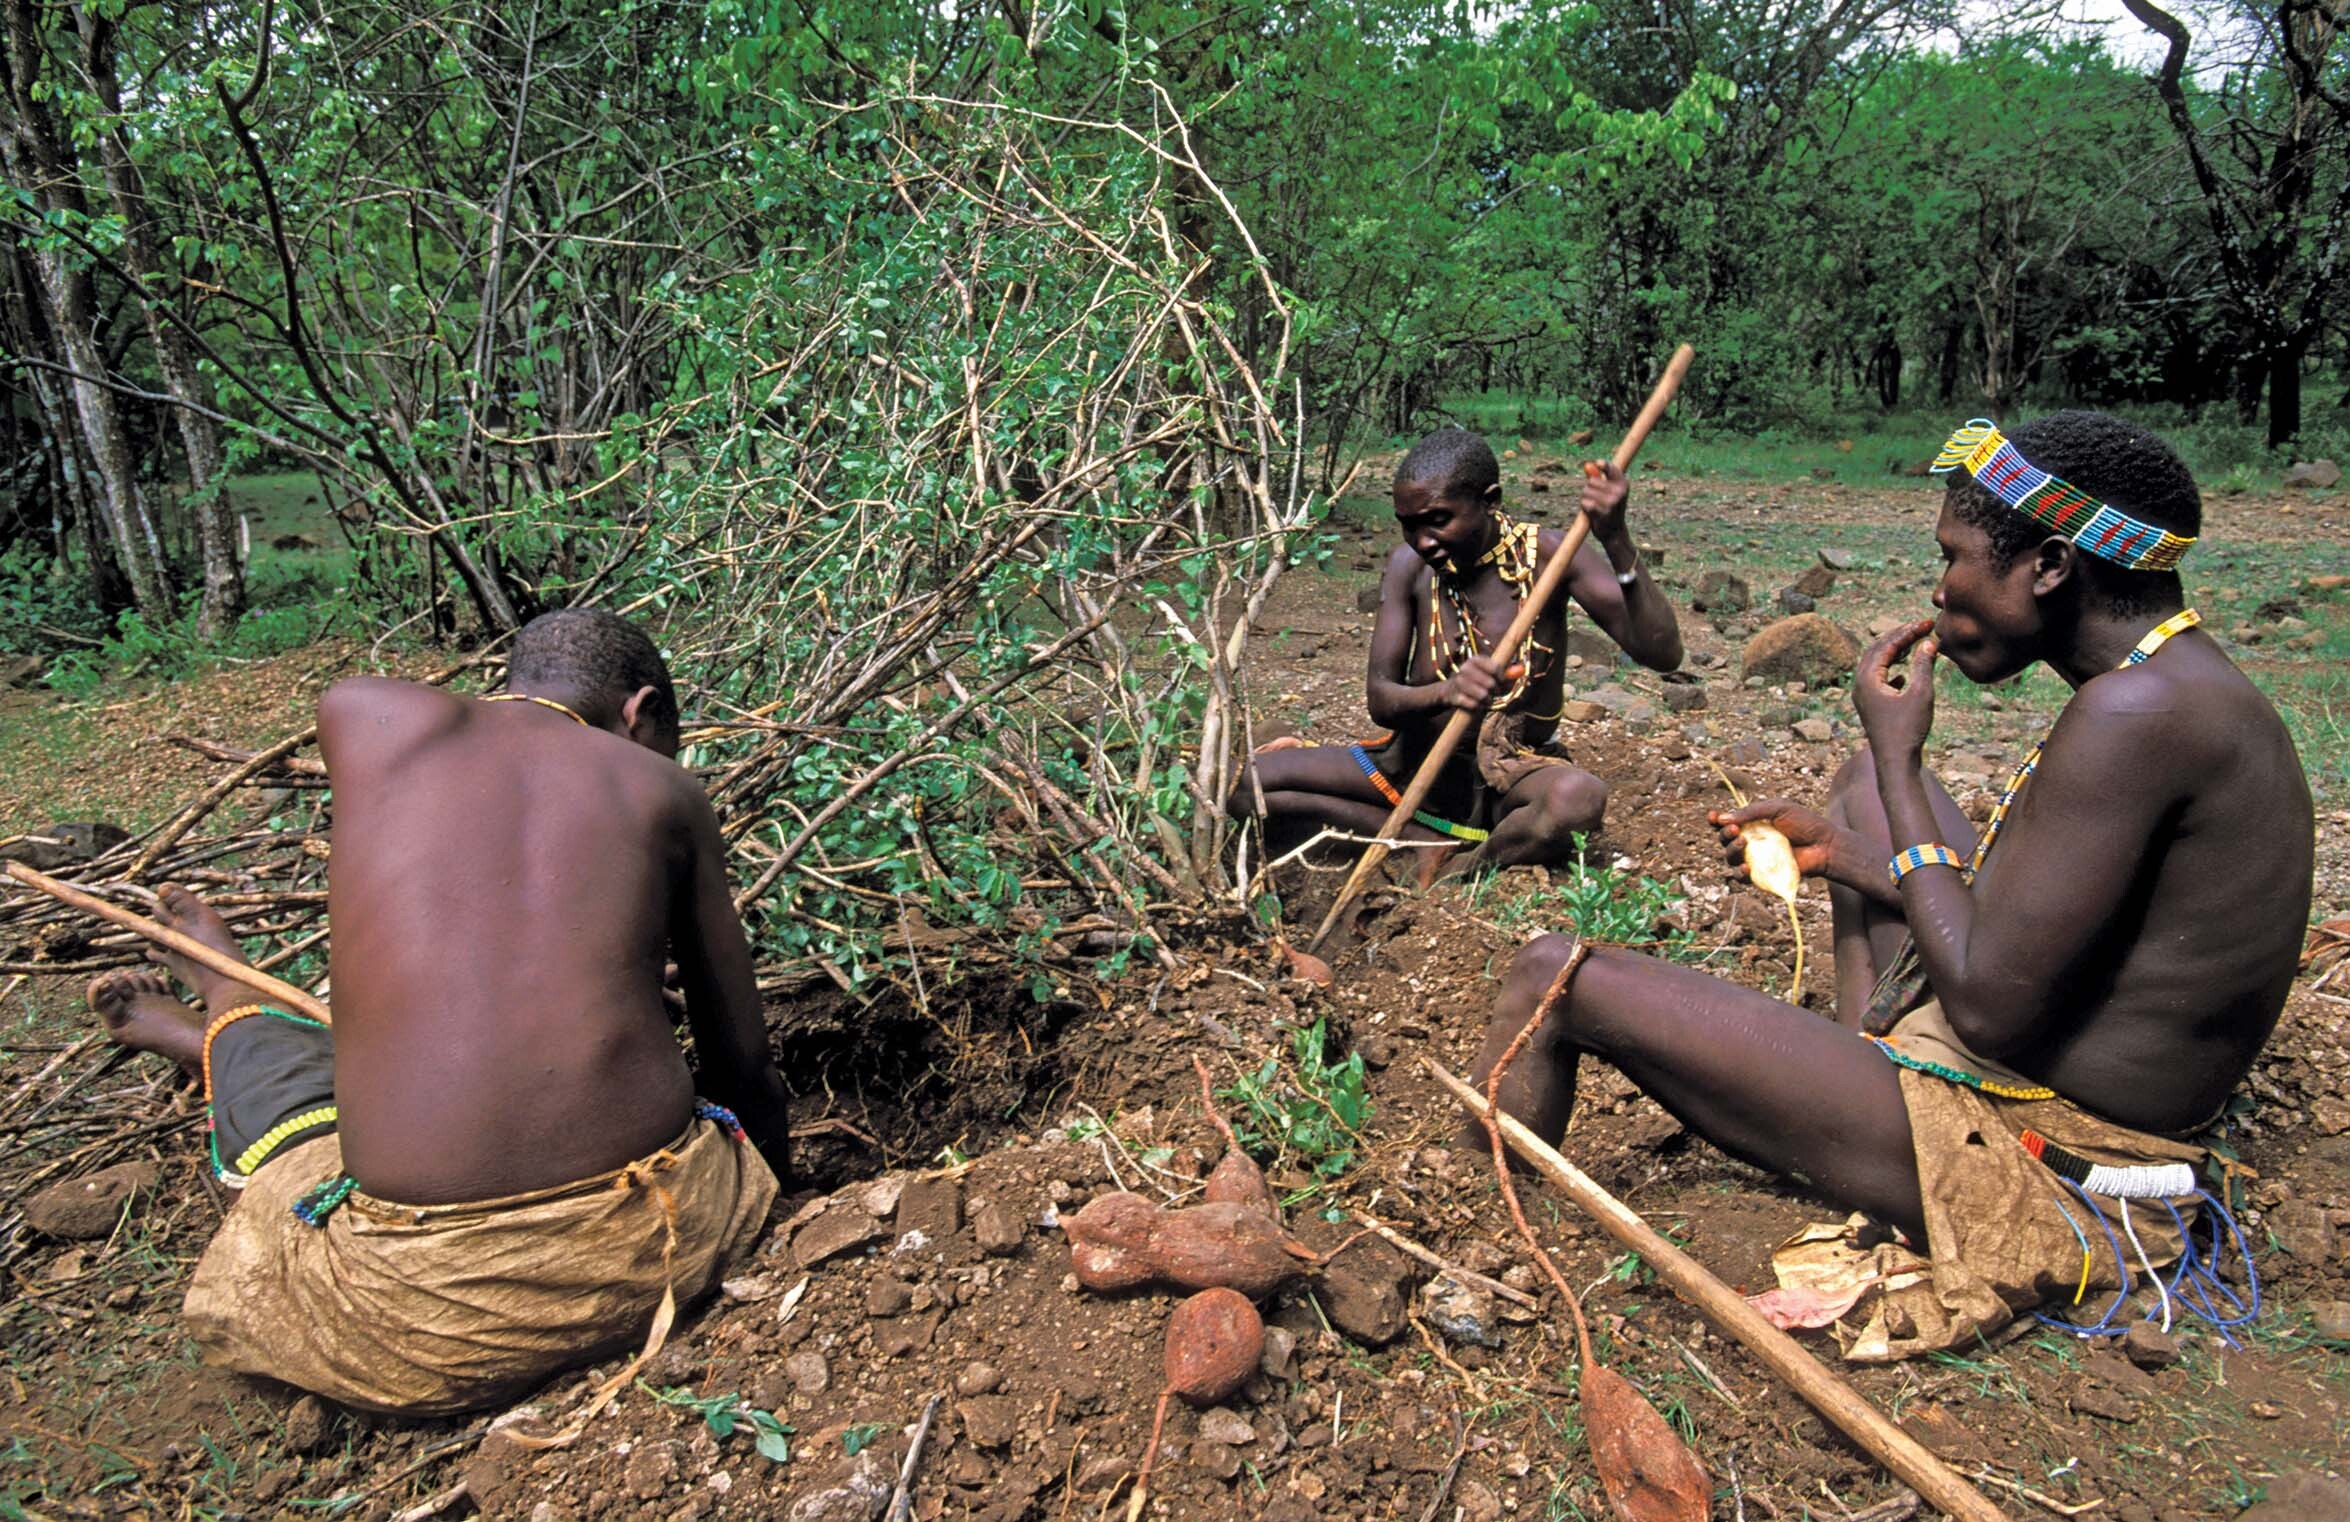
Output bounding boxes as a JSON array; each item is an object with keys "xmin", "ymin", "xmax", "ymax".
[
  {"xmin": 1429, "ymin": 1057, "xmax": 2010, "ymax": 1522},
  {"xmin": 3, "ymin": 861, "xmax": 333, "ymax": 1026},
  {"xmin": 1306, "ymin": 343, "xmax": 1695, "ymax": 955}
]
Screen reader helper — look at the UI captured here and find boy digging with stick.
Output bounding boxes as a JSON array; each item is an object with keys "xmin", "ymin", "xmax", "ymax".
[{"xmin": 1231, "ymin": 430, "xmax": 1683, "ymax": 874}]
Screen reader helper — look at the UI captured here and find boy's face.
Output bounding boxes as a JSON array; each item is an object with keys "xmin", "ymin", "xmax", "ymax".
[{"xmin": 1392, "ymin": 480, "xmax": 1496, "ymax": 574}]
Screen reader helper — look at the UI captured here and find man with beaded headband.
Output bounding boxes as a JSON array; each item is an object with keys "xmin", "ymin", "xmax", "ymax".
[
  {"xmin": 1230, "ymin": 428, "xmax": 1684, "ymax": 873},
  {"xmin": 84, "ymin": 609, "xmax": 790, "ymax": 1415},
  {"xmin": 1457, "ymin": 410, "xmax": 2313, "ymax": 1357}
]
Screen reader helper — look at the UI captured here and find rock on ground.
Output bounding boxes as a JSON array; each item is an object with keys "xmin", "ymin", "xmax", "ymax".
[
  {"xmin": 2281, "ymin": 458, "xmax": 2341, "ymax": 490},
  {"xmin": 1741, "ymin": 613, "xmax": 1860, "ymax": 686},
  {"xmin": 25, "ymin": 1161, "xmax": 161, "ymax": 1240}
]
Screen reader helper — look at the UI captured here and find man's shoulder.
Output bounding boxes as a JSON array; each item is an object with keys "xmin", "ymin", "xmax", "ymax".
[{"xmin": 317, "ymin": 677, "xmax": 461, "ymax": 745}]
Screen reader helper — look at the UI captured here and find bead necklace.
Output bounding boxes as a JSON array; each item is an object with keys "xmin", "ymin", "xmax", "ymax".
[
  {"xmin": 1425, "ymin": 511, "xmax": 1563, "ymax": 718},
  {"xmin": 483, "ymin": 693, "xmax": 591, "ymax": 726},
  {"xmin": 1866, "ymin": 607, "xmax": 2202, "ymax": 1097}
]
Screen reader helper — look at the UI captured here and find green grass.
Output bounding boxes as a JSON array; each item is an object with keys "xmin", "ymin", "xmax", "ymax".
[{"xmin": 1426, "ymin": 390, "xmax": 2350, "ymax": 491}]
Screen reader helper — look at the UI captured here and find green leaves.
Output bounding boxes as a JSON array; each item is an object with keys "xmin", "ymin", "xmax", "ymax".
[{"xmin": 641, "ymin": 1383, "xmax": 795, "ymax": 1463}]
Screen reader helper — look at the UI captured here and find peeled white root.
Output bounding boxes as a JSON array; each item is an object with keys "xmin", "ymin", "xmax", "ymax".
[
  {"xmin": 1709, "ymin": 766, "xmax": 1806, "ymax": 1004},
  {"xmin": 1738, "ymin": 822, "xmax": 1805, "ymax": 1003}
]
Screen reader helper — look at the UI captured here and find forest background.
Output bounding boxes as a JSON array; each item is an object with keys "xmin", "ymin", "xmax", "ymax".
[{"xmin": 3, "ymin": 0, "xmax": 2346, "ymax": 992}]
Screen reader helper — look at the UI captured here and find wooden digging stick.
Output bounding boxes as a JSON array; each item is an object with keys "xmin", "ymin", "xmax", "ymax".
[
  {"xmin": 1305, "ymin": 343, "xmax": 1694, "ymax": 954},
  {"xmin": 1427, "ymin": 1060, "xmax": 2010, "ymax": 1522},
  {"xmin": 4, "ymin": 861, "xmax": 333, "ymax": 1026}
]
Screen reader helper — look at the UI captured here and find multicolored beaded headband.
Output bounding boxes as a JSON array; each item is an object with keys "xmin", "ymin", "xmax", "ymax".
[{"xmin": 1930, "ymin": 419, "xmax": 2195, "ymax": 572}]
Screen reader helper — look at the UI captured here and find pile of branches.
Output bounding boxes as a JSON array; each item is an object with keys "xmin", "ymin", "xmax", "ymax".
[{"xmin": 1, "ymin": 85, "xmax": 1325, "ymax": 1015}]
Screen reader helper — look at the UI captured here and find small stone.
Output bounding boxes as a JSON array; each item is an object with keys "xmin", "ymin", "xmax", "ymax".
[
  {"xmin": 2309, "ymin": 1299, "xmax": 2350, "ymax": 1342},
  {"xmin": 1742, "ymin": 613, "xmax": 1860, "ymax": 686},
  {"xmin": 1258, "ymin": 1325, "xmax": 1299, "ymax": 1381},
  {"xmin": 896, "ymin": 1175, "xmax": 962, "ymax": 1245},
  {"xmin": 1559, "ymin": 698, "xmax": 1607, "ymax": 723},
  {"xmin": 2121, "ymin": 1322, "xmax": 2179, "ymax": 1371},
  {"xmin": 1819, "ymin": 547, "xmax": 1856, "ymax": 570},
  {"xmin": 1420, "ymin": 1273, "xmax": 1500, "ymax": 1348},
  {"xmin": 1792, "ymin": 717, "xmax": 1835, "ymax": 743},
  {"xmin": 2269, "ymin": 1199, "xmax": 2336, "ymax": 1262},
  {"xmin": 1793, "ymin": 563, "xmax": 1837, "ymax": 596},
  {"xmin": 2281, "ymin": 458, "xmax": 2341, "ymax": 490},
  {"xmin": 1196, "ymin": 1407, "xmax": 1256, "ymax": 1446},
  {"xmin": 1690, "ymin": 570, "xmax": 1750, "ymax": 614},
  {"xmin": 1659, "ymin": 681, "xmax": 1706, "ymax": 713},
  {"xmin": 1294, "ymin": 1470, "xmax": 1328, "ymax": 1502},
  {"xmin": 1074, "ymin": 1454, "xmax": 1129, "ymax": 1495},
  {"xmin": 955, "ymin": 1361, "xmax": 1002, "ymax": 1396},
  {"xmin": 858, "ymin": 1174, "xmax": 908, "ymax": 1218},
  {"xmin": 721, "ymin": 1274, "xmax": 779, "ymax": 1303},
  {"xmin": 2236, "ymin": 1470, "xmax": 2350, "ymax": 1521},
  {"xmin": 792, "ymin": 1205, "xmax": 888, "ymax": 1268},
  {"xmin": 1190, "ymin": 1439, "xmax": 1242, "ymax": 1479},
  {"xmin": 1312, "ymin": 1235, "xmax": 1412, "ymax": 1346},
  {"xmin": 1355, "ymin": 585, "xmax": 1382, "ymax": 614},
  {"xmin": 2067, "ymin": 1384, "xmax": 2138, "ymax": 1423},
  {"xmin": 865, "ymin": 1277, "xmax": 913, "ymax": 1317},
  {"xmin": 1777, "ymin": 587, "xmax": 1817, "ymax": 615},
  {"xmin": 1456, "ymin": 1477, "xmax": 1502, "ymax": 1522},
  {"xmin": 284, "ymin": 1395, "xmax": 333, "ymax": 1454},
  {"xmin": 959, "ymin": 1395, "xmax": 1021, "ymax": 1450},
  {"xmin": 786, "ymin": 1451, "xmax": 895, "ymax": 1522},
  {"xmin": 874, "ymin": 1312, "xmax": 939, "ymax": 1358},
  {"xmin": 2247, "ymin": 1399, "xmax": 2285, "ymax": 1420},
  {"xmin": 785, "ymin": 1350, "xmax": 830, "ymax": 1394},
  {"xmin": 25, "ymin": 1162, "xmax": 162, "ymax": 1240},
  {"xmin": 971, "ymin": 1197, "xmax": 1024, "ymax": 1256},
  {"xmin": 627, "ymin": 1443, "xmax": 681, "ymax": 1501}
]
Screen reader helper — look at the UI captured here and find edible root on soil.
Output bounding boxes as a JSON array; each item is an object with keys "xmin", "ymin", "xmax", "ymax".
[
  {"xmin": 1164, "ymin": 1286, "xmax": 1265, "ymax": 1405},
  {"xmin": 1430, "ymin": 1056, "xmax": 2011, "ymax": 1522},
  {"xmin": 1476, "ymin": 943, "xmax": 1710, "ymax": 1522}
]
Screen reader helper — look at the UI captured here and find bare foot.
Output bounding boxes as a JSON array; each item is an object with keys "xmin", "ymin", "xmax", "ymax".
[
  {"xmin": 147, "ymin": 884, "xmax": 267, "ymax": 1012},
  {"xmin": 88, "ymin": 969, "xmax": 205, "ymax": 1073}
]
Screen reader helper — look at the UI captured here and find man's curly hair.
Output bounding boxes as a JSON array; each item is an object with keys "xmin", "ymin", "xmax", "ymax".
[
  {"xmin": 1947, "ymin": 410, "xmax": 2199, "ymax": 616},
  {"xmin": 506, "ymin": 609, "xmax": 678, "ymax": 745}
]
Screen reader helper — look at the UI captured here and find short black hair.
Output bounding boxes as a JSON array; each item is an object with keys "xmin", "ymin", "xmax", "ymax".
[
  {"xmin": 1947, "ymin": 409, "xmax": 2199, "ymax": 616},
  {"xmin": 506, "ymin": 609, "xmax": 678, "ymax": 742},
  {"xmin": 1396, "ymin": 428, "xmax": 1499, "ymax": 504}
]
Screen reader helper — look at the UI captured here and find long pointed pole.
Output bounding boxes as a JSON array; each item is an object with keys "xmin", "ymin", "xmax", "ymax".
[
  {"xmin": 1305, "ymin": 344, "xmax": 1693, "ymax": 954},
  {"xmin": 1430, "ymin": 1061, "xmax": 2010, "ymax": 1522},
  {"xmin": 4, "ymin": 861, "xmax": 333, "ymax": 1025}
]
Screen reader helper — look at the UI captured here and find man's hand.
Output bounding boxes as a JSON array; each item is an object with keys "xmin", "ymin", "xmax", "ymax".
[
  {"xmin": 1710, "ymin": 799, "xmax": 1845, "ymax": 882},
  {"xmin": 1442, "ymin": 653, "xmax": 1525, "ymax": 711},
  {"xmin": 1580, "ymin": 460, "xmax": 1630, "ymax": 542},
  {"xmin": 1854, "ymin": 619, "xmax": 1938, "ymax": 760}
]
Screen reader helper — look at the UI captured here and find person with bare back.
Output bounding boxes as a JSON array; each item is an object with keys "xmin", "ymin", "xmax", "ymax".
[
  {"xmin": 1457, "ymin": 412, "xmax": 2312, "ymax": 1357},
  {"xmin": 1229, "ymin": 429, "xmax": 1683, "ymax": 874},
  {"xmin": 87, "ymin": 608, "xmax": 787, "ymax": 1415}
]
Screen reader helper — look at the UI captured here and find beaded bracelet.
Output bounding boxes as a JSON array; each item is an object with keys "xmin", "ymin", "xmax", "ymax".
[{"xmin": 1889, "ymin": 842, "xmax": 1966, "ymax": 886}]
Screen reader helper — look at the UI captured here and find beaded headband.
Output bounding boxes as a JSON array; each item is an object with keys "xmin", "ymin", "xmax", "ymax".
[{"xmin": 1930, "ymin": 419, "xmax": 2195, "ymax": 571}]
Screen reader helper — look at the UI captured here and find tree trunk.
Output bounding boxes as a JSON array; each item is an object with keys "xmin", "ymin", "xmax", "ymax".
[
  {"xmin": 81, "ymin": 14, "xmax": 242, "ymax": 637},
  {"xmin": 2266, "ymin": 343, "xmax": 2301, "ymax": 448},
  {"xmin": 0, "ymin": 1, "xmax": 173, "ymax": 624}
]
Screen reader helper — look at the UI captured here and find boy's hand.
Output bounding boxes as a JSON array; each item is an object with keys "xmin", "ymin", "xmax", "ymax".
[
  {"xmin": 1442, "ymin": 654, "xmax": 1525, "ymax": 711},
  {"xmin": 1580, "ymin": 460, "xmax": 1630, "ymax": 540}
]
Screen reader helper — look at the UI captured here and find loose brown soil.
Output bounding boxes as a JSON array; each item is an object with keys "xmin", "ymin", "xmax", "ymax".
[{"xmin": 2, "ymin": 474, "xmax": 2345, "ymax": 1521}]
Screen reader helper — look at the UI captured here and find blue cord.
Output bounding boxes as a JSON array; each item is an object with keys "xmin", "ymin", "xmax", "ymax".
[{"xmin": 2032, "ymin": 1184, "xmax": 2259, "ymax": 1343}]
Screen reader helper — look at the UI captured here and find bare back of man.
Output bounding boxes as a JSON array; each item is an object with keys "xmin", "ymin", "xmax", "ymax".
[{"xmin": 315, "ymin": 679, "xmax": 709, "ymax": 1202}]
